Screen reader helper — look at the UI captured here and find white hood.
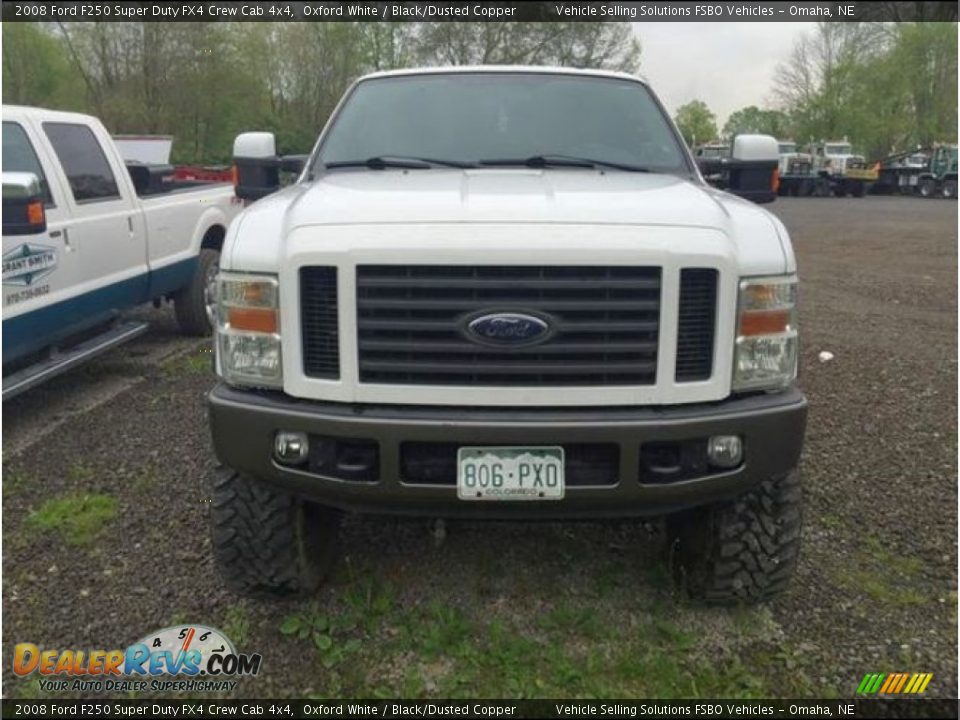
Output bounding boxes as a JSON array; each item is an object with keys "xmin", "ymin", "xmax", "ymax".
[{"xmin": 225, "ymin": 169, "xmax": 794, "ymax": 276}]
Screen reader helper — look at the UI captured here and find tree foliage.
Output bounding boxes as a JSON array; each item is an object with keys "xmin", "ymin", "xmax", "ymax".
[
  {"xmin": 2, "ymin": 21, "xmax": 639, "ymax": 163},
  {"xmin": 673, "ymin": 100, "xmax": 718, "ymax": 146},
  {"xmin": 773, "ymin": 21, "xmax": 957, "ymax": 158},
  {"xmin": 722, "ymin": 106, "xmax": 790, "ymax": 139}
]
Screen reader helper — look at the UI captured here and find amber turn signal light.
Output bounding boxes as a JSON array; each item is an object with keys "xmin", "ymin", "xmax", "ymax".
[
  {"xmin": 227, "ymin": 307, "xmax": 278, "ymax": 333},
  {"xmin": 26, "ymin": 201, "xmax": 44, "ymax": 226},
  {"xmin": 739, "ymin": 309, "xmax": 791, "ymax": 336}
]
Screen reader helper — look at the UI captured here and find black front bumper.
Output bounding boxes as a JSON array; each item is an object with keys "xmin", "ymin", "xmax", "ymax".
[{"xmin": 208, "ymin": 384, "xmax": 807, "ymax": 519}]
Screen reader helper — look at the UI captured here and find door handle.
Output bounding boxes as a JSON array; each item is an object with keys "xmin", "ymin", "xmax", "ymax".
[
  {"xmin": 127, "ymin": 216, "xmax": 135, "ymax": 238},
  {"xmin": 51, "ymin": 228, "xmax": 73, "ymax": 251}
]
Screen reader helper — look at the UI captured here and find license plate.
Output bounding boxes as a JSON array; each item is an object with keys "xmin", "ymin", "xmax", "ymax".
[{"xmin": 457, "ymin": 446, "xmax": 564, "ymax": 501}]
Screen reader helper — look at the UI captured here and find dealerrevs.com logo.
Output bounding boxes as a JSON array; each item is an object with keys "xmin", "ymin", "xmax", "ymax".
[{"xmin": 13, "ymin": 625, "xmax": 261, "ymax": 693}]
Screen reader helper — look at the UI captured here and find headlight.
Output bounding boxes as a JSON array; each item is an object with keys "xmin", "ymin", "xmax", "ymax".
[
  {"xmin": 215, "ymin": 273, "xmax": 282, "ymax": 388},
  {"xmin": 733, "ymin": 275, "xmax": 797, "ymax": 391}
]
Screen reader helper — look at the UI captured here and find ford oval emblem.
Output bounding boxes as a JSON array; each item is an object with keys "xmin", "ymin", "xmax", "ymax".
[{"xmin": 465, "ymin": 312, "xmax": 551, "ymax": 346}]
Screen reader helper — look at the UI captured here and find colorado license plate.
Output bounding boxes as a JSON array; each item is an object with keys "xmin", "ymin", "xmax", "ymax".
[{"xmin": 457, "ymin": 446, "xmax": 564, "ymax": 501}]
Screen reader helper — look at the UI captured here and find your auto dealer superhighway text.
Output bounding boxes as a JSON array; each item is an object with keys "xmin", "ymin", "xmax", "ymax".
[{"xmin": 305, "ymin": 705, "xmax": 515, "ymax": 717}]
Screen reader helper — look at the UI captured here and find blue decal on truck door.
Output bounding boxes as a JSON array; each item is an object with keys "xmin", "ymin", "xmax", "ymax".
[{"xmin": 2, "ymin": 243, "xmax": 57, "ymax": 286}]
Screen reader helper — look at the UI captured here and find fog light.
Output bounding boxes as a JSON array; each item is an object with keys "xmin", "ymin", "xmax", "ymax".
[
  {"xmin": 707, "ymin": 435, "xmax": 743, "ymax": 469},
  {"xmin": 274, "ymin": 431, "xmax": 308, "ymax": 465}
]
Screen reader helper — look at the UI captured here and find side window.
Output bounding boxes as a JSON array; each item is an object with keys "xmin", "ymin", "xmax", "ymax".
[
  {"xmin": 42, "ymin": 122, "xmax": 120, "ymax": 203},
  {"xmin": 2, "ymin": 121, "xmax": 55, "ymax": 207}
]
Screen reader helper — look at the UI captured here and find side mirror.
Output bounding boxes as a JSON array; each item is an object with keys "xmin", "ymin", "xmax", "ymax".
[
  {"xmin": 280, "ymin": 154, "xmax": 308, "ymax": 174},
  {"xmin": 731, "ymin": 134, "xmax": 779, "ymax": 162},
  {"xmin": 702, "ymin": 135, "xmax": 779, "ymax": 204},
  {"xmin": 2, "ymin": 172, "xmax": 47, "ymax": 236},
  {"xmin": 233, "ymin": 132, "xmax": 279, "ymax": 201}
]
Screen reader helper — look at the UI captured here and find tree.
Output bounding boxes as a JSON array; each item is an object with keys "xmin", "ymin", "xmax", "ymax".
[
  {"xmin": 722, "ymin": 106, "xmax": 791, "ymax": 139},
  {"xmin": 414, "ymin": 22, "xmax": 639, "ymax": 72},
  {"xmin": 2, "ymin": 22, "xmax": 83, "ymax": 109},
  {"xmin": 674, "ymin": 100, "xmax": 717, "ymax": 147},
  {"xmin": 772, "ymin": 21, "xmax": 957, "ymax": 157}
]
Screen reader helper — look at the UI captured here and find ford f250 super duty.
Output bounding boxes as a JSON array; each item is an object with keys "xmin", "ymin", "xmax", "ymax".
[
  {"xmin": 2, "ymin": 106, "xmax": 240, "ymax": 398},
  {"xmin": 208, "ymin": 67, "xmax": 807, "ymax": 604}
]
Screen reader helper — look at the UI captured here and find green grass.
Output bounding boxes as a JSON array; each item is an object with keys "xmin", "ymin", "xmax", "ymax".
[
  {"xmin": 164, "ymin": 348, "xmax": 213, "ymax": 377},
  {"xmin": 267, "ymin": 551, "xmax": 829, "ymax": 698},
  {"xmin": 2, "ymin": 468, "xmax": 30, "ymax": 499},
  {"xmin": 223, "ymin": 604, "xmax": 251, "ymax": 649},
  {"xmin": 26, "ymin": 492, "xmax": 117, "ymax": 547},
  {"xmin": 833, "ymin": 533, "xmax": 928, "ymax": 606},
  {"xmin": 68, "ymin": 463, "xmax": 95, "ymax": 482}
]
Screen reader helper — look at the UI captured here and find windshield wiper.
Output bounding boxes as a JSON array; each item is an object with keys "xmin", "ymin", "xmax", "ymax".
[
  {"xmin": 324, "ymin": 156, "xmax": 477, "ymax": 170},
  {"xmin": 478, "ymin": 154, "xmax": 651, "ymax": 172}
]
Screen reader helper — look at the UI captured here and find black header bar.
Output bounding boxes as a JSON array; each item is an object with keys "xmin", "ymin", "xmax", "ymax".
[
  {"xmin": 2, "ymin": 1, "xmax": 958, "ymax": 23},
  {"xmin": 2, "ymin": 698, "xmax": 959, "ymax": 719}
]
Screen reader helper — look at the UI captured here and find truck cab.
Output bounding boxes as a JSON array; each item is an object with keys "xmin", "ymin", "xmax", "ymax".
[
  {"xmin": 812, "ymin": 140, "xmax": 866, "ymax": 176},
  {"xmin": 2, "ymin": 106, "xmax": 240, "ymax": 397}
]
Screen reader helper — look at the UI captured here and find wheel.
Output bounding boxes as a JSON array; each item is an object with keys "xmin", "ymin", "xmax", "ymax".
[
  {"xmin": 174, "ymin": 248, "xmax": 220, "ymax": 336},
  {"xmin": 918, "ymin": 177, "xmax": 937, "ymax": 198},
  {"xmin": 852, "ymin": 182, "xmax": 865, "ymax": 198},
  {"xmin": 666, "ymin": 471, "xmax": 802, "ymax": 604},
  {"xmin": 943, "ymin": 179, "xmax": 957, "ymax": 199},
  {"xmin": 211, "ymin": 468, "xmax": 341, "ymax": 598},
  {"xmin": 833, "ymin": 187, "xmax": 847, "ymax": 198}
]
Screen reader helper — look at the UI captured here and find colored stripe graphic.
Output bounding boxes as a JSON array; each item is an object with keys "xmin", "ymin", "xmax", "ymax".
[
  {"xmin": 879, "ymin": 674, "xmax": 898, "ymax": 693},
  {"xmin": 861, "ymin": 672, "xmax": 933, "ymax": 694},
  {"xmin": 857, "ymin": 673, "xmax": 884, "ymax": 694}
]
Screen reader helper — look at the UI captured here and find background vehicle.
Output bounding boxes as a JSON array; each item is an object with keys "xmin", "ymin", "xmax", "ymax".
[
  {"xmin": 209, "ymin": 67, "xmax": 806, "ymax": 605},
  {"xmin": 692, "ymin": 142, "xmax": 729, "ymax": 160},
  {"xmin": 1, "ymin": 105, "xmax": 241, "ymax": 399},
  {"xmin": 776, "ymin": 140, "xmax": 815, "ymax": 196},
  {"xmin": 810, "ymin": 140, "xmax": 875, "ymax": 197},
  {"xmin": 918, "ymin": 144, "xmax": 958, "ymax": 198},
  {"xmin": 873, "ymin": 148, "xmax": 929, "ymax": 195}
]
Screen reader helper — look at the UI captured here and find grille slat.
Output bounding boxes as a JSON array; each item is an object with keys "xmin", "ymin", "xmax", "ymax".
[
  {"xmin": 358, "ymin": 276, "xmax": 661, "ymax": 291},
  {"xmin": 357, "ymin": 318, "xmax": 659, "ymax": 333},
  {"xmin": 675, "ymin": 268, "xmax": 718, "ymax": 382},
  {"xmin": 360, "ymin": 340, "xmax": 658, "ymax": 355},
  {"xmin": 357, "ymin": 298, "xmax": 660, "ymax": 312},
  {"xmin": 300, "ymin": 267, "xmax": 340, "ymax": 379},
  {"xmin": 355, "ymin": 265, "xmax": 661, "ymax": 386}
]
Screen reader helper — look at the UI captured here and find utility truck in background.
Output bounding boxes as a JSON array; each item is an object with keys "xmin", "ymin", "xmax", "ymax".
[
  {"xmin": 810, "ymin": 140, "xmax": 875, "ymax": 197},
  {"xmin": 208, "ymin": 67, "xmax": 806, "ymax": 604},
  {"xmin": 917, "ymin": 144, "xmax": 958, "ymax": 199},
  {"xmin": 2, "ymin": 106, "xmax": 241, "ymax": 398},
  {"xmin": 775, "ymin": 141, "xmax": 816, "ymax": 197}
]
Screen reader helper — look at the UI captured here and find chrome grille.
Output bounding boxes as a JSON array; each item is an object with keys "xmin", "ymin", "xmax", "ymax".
[{"xmin": 354, "ymin": 265, "xmax": 661, "ymax": 386}]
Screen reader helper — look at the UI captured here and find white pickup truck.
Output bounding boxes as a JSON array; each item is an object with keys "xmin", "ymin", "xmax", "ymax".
[
  {"xmin": 208, "ymin": 67, "xmax": 807, "ymax": 604},
  {"xmin": 2, "ymin": 106, "xmax": 241, "ymax": 397}
]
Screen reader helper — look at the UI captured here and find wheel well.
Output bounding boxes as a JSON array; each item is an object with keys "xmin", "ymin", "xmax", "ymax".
[{"xmin": 201, "ymin": 225, "xmax": 226, "ymax": 252}]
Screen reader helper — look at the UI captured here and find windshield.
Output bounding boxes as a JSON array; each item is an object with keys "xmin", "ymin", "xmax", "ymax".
[
  {"xmin": 778, "ymin": 143, "xmax": 796, "ymax": 154},
  {"xmin": 826, "ymin": 144, "xmax": 852, "ymax": 155},
  {"xmin": 313, "ymin": 73, "xmax": 690, "ymax": 175}
]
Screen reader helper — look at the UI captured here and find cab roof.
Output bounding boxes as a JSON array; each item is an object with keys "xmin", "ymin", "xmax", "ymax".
[
  {"xmin": 356, "ymin": 65, "xmax": 648, "ymax": 85},
  {"xmin": 3, "ymin": 104, "xmax": 101, "ymax": 125}
]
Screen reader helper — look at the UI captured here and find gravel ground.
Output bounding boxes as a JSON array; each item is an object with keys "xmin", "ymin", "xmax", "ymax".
[{"xmin": 2, "ymin": 196, "xmax": 956, "ymax": 700}]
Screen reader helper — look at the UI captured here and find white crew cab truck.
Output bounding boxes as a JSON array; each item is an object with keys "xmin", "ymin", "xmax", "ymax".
[
  {"xmin": 209, "ymin": 67, "xmax": 806, "ymax": 603},
  {"xmin": 2, "ymin": 106, "xmax": 240, "ymax": 398}
]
